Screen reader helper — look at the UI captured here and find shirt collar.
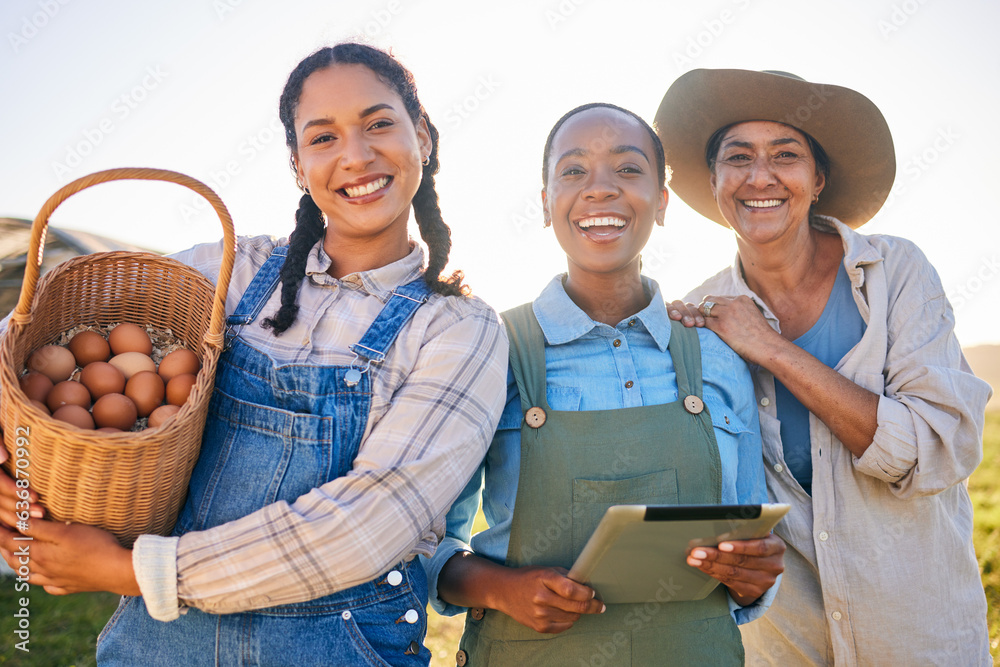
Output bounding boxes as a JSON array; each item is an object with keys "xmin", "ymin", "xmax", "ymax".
[
  {"xmin": 531, "ymin": 274, "xmax": 672, "ymax": 352},
  {"xmin": 727, "ymin": 215, "xmax": 885, "ymax": 325},
  {"xmin": 305, "ymin": 240, "xmax": 426, "ymax": 302}
]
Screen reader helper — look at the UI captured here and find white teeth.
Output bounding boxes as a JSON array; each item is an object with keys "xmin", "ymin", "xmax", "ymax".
[
  {"xmin": 743, "ymin": 199, "xmax": 783, "ymax": 208},
  {"xmin": 578, "ymin": 216, "xmax": 626, "ymax": 228},
  {"xmin": 343, "ymin": 176, "xmax": 389, "ymax": 198}
]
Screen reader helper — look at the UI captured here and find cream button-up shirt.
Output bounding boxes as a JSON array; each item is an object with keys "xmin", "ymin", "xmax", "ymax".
[{"xmin": 685, "ymin": 217, "xmax": 992, "ymax": 666}]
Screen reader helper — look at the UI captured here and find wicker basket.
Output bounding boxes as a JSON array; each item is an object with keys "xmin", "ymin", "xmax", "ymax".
[{"xmin": 0, "ymin": 168, "xmax": 235, "ymax": 547}]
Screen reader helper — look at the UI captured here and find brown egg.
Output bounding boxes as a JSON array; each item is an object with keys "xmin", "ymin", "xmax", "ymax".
[
  {"xmin": 109, "ymin": 352, "xmax": 157, "ymax": 379},
  {"xmin": 52, "ymin": 404, "xmax": 95, "ymax": 430},
  {"xmin": 29, "ymin": 399, "xmax": 50, "ymax": 415},
  {"xmin": 166, "ymin": 373, "xmax": 197, "ymax": 406},
  {"xmin": 80, "ymin": 361, "xmax": 126, "ymax": 400},
  {"xmin": 148, "ymin": 404, "xmax": 180, "ymax": 429},
  {"xmin": 19, "ymin": 371, "xmax": 54, "ymax": 402},
  {"xmin": 158, "ymin": 349, "xmax": 201, "ymax": 383},
  {"xmin": 109, "ymin": 323, "xmax": 152, "ymax": 356},
  {"xmin": 46, "ymin": 380, "xmax": 92, "ymax": 413},
  {"xmin": 92, "ymin": 393, "xmax": 138, "ymax": 431},
  {"xmin": 125, "ymin": 370, "xmax": 165, "ymax": 417},
  {"xmin": 68, "ymin": 330, "xmax": 110, "ymax": 366},
  {"xmin": 27, "ymin": 345, "xmax": 76, "ymax": 383}
]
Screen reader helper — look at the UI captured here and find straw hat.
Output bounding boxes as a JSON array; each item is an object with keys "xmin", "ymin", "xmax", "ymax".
[{"xmin": 654, "ymin": 69, "xmax": 895, "ymax": 228}]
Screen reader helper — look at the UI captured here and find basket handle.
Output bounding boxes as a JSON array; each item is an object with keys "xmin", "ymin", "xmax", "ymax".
[{"xmin": 11, "ymin": 167, "xmax": 237, "ymax": 351}]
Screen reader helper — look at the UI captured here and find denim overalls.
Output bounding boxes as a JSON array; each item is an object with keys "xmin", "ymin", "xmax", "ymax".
[{"xmin": 98, "ymin": 247, "xmax": 433, "ymax": 666}]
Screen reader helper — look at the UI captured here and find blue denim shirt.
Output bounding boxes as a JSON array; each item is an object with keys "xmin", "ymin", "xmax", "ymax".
[{"xmin": 422, "ymin": 275, "xmax": 777, "ymax": 625}]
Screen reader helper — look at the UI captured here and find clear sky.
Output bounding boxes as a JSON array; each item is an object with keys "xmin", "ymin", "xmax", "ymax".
[{"xmin": 2, "ymin": 0, "xmax": 998, "ymax": 346}]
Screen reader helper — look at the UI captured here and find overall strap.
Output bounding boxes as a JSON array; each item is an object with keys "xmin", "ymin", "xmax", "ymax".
[
  {"xmin": 224, "ymin": 245, "xmax": 289, "ymax": 348},
  {"xmin": 348, "ymin": 277, "xmax": 431, "ymax": 365},
  {"xmin": 667, "ymin": 319, "xmax": 704, "ymax": 399},
  {"xmin": 500, "ymin": 303, "xmax": 548, "ymax": 415}
]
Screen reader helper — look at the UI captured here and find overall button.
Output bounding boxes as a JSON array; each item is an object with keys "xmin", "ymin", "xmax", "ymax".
[
  {"xmin": 470, "ymin": 607, "xmax": 485, "ymax": 621},
  {"xmin": 341, "ymin": 610, "xmax": 352, "ymax": 620},
  {"xmin": 386, "ymin": 570, "xmax": 403, "ymax": 586},
  {"xmin": 404, "ymin": 609, "xmax": 420, "ymax": 624},
  {"xmin": 404, "ymin": 640, "xmax": 421, "ymax": 656},
  {"xmin": 525, "ymin": 406, "xmax": 546, "ymax": 428},
  {"xmin": 456, "ymin": 649, "xmax": 468, "ymax": 666},
  {"xmin": 683, "ymin": 395, "xmax": 704, "ymax": 414}
]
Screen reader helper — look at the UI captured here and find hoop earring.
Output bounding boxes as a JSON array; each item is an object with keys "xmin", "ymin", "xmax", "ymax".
[{"xmin": 421, "ymin": 155, "xmax": 430, "ymax": 166}]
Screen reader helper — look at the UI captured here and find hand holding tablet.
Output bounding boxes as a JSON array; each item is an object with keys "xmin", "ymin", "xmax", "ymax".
[{"xmin": 567, "ymin": 503, "xmax": 790, "ymax": 604}]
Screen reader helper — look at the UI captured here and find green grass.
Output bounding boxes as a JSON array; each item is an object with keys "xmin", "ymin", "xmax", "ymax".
[{"xmin": 2, "ymin": 414, "xmax": 998, "ymax": 665}]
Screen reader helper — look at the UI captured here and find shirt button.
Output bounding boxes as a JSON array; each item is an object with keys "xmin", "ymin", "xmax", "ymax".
[
  {"xmin": 760, "ymin": 397, "xmax": 771, "ymax": 407},
  {"xmin": 774, "ymin": 463, "xmax": 784, "ymax": 472},
  {"xmin": 832, "ymin": 611, "xmax": 842, "ymax": 621},
  {"xmin": 456, "ymin": 649, "xmax": 469, "ymax": 666},
  {"xmin": 628, "ymin": 319, "xmax": 636, "ymax": 327},
  {"xmin": 613, "ymin": 338, "xmax": 622, "ymax": 347},
  {"xmin": 625, "ymin": 380, "xmax": 634, "ymax": 389},
  {"xmin": 818, "ymin": 531, "xmax": 829, "ymax": 542},
  {"xmin": 470, "ymin": 607, "xmax": 485, "ymax": 621},
  {"xmin": 404, "ymin": 609, "xmax": 419, "ymax": 624},
  {"xmin": 386, "ymin": 570, "xmax": 402, "ymax": 586}
]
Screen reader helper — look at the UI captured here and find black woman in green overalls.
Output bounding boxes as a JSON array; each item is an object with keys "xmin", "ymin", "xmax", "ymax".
[{"xmin": 422, "ymin": 104, "xmax": 786, "ymax": 666}]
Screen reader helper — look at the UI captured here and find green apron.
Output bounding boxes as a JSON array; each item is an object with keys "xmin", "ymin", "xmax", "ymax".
[{"xmin": 457, "ymin": 304, "xmax": 744, "ymax": 666}]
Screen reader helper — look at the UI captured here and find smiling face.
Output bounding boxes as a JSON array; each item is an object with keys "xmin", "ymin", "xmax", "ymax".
[
  {"xmin": 542, "ymin": 107, "xmax": 667, "ymax": 278},
  {"xmin": 293, "ymin": 64, "xmax": 431, "ymax": 247},
  {"xmin": 709, "ymin": 121, "xmax": 825, "ymax": 245}
]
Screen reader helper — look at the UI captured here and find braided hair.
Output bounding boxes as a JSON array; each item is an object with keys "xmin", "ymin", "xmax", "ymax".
[{"xmin": 262, "ymin": 43, "xmax": 465, "ymax": 336}]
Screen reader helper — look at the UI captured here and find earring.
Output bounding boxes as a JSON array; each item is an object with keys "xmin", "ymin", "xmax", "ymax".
[
  {"xmin": 421, "ymin": 155, "xmax": 430, "ymax": 166},
  {"xmin": 812, "ymin": 194, "xmax": 820, "ymax": 204}
]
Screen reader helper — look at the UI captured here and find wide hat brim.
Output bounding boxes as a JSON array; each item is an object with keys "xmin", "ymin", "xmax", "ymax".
[{"xmin": 654, "ymin": 69, "xmax": 895, "ymax": 229}]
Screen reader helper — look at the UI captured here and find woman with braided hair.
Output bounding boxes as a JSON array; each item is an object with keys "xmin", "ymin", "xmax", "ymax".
[{"xmin": 0, "ymin": 43, "xmax": 508, "ymax": 665}]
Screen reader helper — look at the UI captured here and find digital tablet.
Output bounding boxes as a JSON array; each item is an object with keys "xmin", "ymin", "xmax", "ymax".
[{"xmin": 567, "ymin": 503, "xmax": 790, "ymax": 604}]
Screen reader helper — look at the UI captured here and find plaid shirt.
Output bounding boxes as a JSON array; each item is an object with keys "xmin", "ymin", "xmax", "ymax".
[{"xmin": 127, "ymin": 235, "xmax": 507, "ymax": 620}]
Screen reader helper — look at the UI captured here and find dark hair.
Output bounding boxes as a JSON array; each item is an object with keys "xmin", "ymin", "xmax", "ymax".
[
  {"xmin": 262, "ymin": 43, "xmax": 464, "ymax": 336},
  {"xmin": 704, "ymin": 122, "xmax": 831, "ymax": 180},
  {"xmin": 542, "ymin": 103, "xmax": 667, "ymax": 188}
]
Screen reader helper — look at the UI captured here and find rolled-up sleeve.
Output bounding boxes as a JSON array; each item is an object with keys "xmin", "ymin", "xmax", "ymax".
[{"xmin": 852, "ymin": 246, "xmax": 991, "ymax": 496}]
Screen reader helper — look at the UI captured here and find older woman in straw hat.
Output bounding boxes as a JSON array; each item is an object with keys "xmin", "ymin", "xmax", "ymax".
[{"xmin": 656, "ymin": 69, "xmax": 992, "ymax": 666}]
